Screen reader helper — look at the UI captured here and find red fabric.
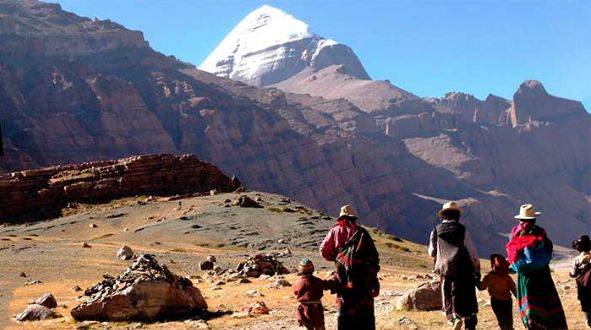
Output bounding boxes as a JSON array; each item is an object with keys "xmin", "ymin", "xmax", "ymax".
[
  {"xmin": 292, "ymin": 275, "xmax": 336, "ymax": 328},
  {"xmin": 319, "ymin": 219, "xmax": 359, "ymax": 261},
  {"xmin": 506, "ymin": 223, "xmax": 546, "ymax": 263},
  {"xmin": 296, "ymin": 303, "xmax": 325, "ymax": 329},
  {"xmin": 292, "ymin": 275, "xmax": 333, "ymax": 303}
]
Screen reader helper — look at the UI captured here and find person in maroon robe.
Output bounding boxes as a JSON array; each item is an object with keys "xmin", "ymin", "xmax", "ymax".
[{"xmin": 319, "ymin": 205, "xmax": 380, "ymax": 330}]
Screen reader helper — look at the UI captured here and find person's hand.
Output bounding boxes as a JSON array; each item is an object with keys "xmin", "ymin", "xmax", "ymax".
[{"xmin": 371, "ymin": 288, "xmax": 379, "ymax": 298}]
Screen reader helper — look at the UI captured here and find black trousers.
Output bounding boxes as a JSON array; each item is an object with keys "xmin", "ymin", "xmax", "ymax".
[
  {"xmin": 337, "ymin": 301, "xmax": 375, "ymax": 330},
  {"xmin": 491, "ymin": 298, "xmax": 513, "ymax": 330}
]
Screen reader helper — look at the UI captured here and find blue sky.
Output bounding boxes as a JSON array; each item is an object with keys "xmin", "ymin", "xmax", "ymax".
[{"xmin": 53, "ymin": 0, "xmax": 590, "ymax": 109}]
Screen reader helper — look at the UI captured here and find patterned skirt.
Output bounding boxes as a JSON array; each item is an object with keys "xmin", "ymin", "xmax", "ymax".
[{"xmin": 517, "ymin": 266, "xmax": 568, "ymax": 329}]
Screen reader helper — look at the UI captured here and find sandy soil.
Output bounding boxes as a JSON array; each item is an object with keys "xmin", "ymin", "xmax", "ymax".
[{"xmin": 0, "ymin": 192, "xmax": 586, "ymax": 329}]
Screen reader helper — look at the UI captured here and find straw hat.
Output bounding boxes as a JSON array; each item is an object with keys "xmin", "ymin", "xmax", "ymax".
[
  {"xmin": 437, "ymin": 201, "xmax": 462, "ymax": 217},
  {"xmin": 338, "ymin": 205, "xmax": 357, "ymax": 219},
  {"xmin": 514, "ymin": 204, "xmax": 541, "ymax": 220},
  {"xmin": 298, "ymin": 258, "xmax": 314, "ymax": 275}
]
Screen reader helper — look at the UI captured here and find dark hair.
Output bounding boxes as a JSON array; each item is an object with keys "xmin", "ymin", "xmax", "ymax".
[
  {"xmin": 440, "ymin": 209, "xmax": 461, "ymax": 221},
  {"xmin": 573, "ymin": 235, "xmax": 591, "ymax": 252},
  {"xmin": 519, "ymin": 218, "xmax": 536, "ymax": 225},
  {"xmin": 339, "ymin": 215, "xmax": 357, "ymax": 222},
  {"xmin": 489, "ymin": 254, "xmax": 505, "ymax": 263}
]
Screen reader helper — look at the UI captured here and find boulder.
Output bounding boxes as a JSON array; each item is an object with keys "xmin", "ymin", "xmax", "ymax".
[
  {"xmin": 199, "ymin": 260, "xmax": 214, "ymax": 271},
  {"xmin": 233, "ymin": 195, "xmax": 263, "ymax": 208},
  {"xmin": 15, "ymin": 304, "xmax": 58, "ymax": 321},
  {"xmin": 33, "ymin": 293, "xmax": 58, "ymax": 308},
  {"xmin": 396, "ymin": 281, "xmax": 442, "ymax": 311},
  {"xmin": 117, "ymin": 245, "xmax": 134, "ymax": 260},
  {"xmin": 71, "ymin": 254, "xmax": 207, "ymax": 322}
]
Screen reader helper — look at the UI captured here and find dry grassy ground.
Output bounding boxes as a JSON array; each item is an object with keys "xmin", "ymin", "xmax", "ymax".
[{"xmin": 0, "ymin": 192, "xmax": 586, "ymax": 329}]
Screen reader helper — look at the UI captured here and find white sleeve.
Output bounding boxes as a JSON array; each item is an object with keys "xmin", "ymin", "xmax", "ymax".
[
  {"xmin": 464, "ymin": 230, "xmax": 480, "ymax": 273},
  {"xmin": 428, "ymin": 229, "xmax": 437, "ymax": 258}
]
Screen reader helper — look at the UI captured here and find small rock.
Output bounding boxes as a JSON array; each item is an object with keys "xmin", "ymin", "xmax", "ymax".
[
  {"xmin": 563, "ymin": 285, "xmax": 571, "ymax": 290},
  {"xmin": 82, "ymin": 242, "xmax": 91, "ymax": 248},
  {"xmin": 25, "ymin": 280, "xmax": 43, "ymax": 286},
  {"xmin": 206, "ymin": 255, "xmax": 217, "ymax": 263},
  {"xmin": 117, "ymin": 245, "xmax": 134, "ymax": 260},
  {"xmin": 209, "ymin": 189, "xmax": 218, "ymax": 196},
  {"xmin": 238, "ymin": 278, "xmax": 252, "ymax": 284},
  {"xmin": 32, "ymin": 293, "xmax": 58, "ymax": 308},
  {"xmin": 123, "ymin": 228, "xmax": 129, "ymax": 232},
  {"xmin": 72, "ymin": 285, "xmax": 82, "ymax": 292},
  {"xmin": 89, "ymin": 224, "xmax": 97, "ymax": 228},
  {"xmin": 19, "ymin": 272, "xmax": 27, "ymax": 278},
  {"xmin": 15, "ymin": 304, "xmax": 58, "ymax": 321},
  {"xmin": 244, "ymin": 289, "xmax": 264, "ymax": 298},
  {"xmin": 244, "ymin": 301, "xmax": 269, "ymax": 315},
  {"xmin": 269, "ymin": 278, "xmax": 291, "ymax": 289}
]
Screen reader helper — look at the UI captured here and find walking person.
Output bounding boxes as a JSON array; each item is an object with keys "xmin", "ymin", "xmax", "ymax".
[
  {"xmin": 319, "ymin": 205, "xmax": 380, "ymax": 330},
  {"xmin": 505, "ymin": 204, "xmax": 567, "ymax": 329},
  {"xmin": 292, "ymin": 258, "xmax": 338, "ymax": 330},
  {"xmin": 477, "ymin": 254, "xmax": 516, "ymax": 330},
  {"xmin": 569, "ymin": 235, "xmax": 591, "ymax": 328},
  {"xmin": 428, "ymin": 201, "xmax": 480, "ymax": 330}
]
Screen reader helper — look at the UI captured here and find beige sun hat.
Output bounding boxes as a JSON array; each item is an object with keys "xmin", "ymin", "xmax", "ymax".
[
  {"xmin": 437, "ymin": 201, "xmax": 463, "ymax": 217},
  {"xmin": 514, "ymin": 204, "xmax": 541, "ymax": 220},
  {"xmin": 338, "ymin": 205, "xmax": 357, "ymax": 218}
]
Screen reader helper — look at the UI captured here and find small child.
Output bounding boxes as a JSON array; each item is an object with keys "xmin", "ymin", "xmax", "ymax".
[
  {"xmin": 569, "ymin": 235, "xmax": 591, "ymax": 328},
  {"xmin": 477, "ymin": 254, "xmax": 516, "ymax": 330},
  {"xmin": 292, "ymin": 258, "xmax": 337, "ymax": 330}
]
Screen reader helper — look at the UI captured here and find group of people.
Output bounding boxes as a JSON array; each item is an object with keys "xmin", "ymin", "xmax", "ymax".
[{"xmin": 290, "ymin": 202, "xmax": 591, "ymax": 330}]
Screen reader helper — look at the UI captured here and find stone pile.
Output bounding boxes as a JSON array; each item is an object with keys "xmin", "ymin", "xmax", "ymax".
[
  {"xmin": 0, "ymin": 154, "xmax": 238, "ymax": 222},
  {"xmin": 71, "ymin": 254, "xmax": 207, "ymax": 322},
  {"xmin": 236, "ymin": 253, "xmax": 290, "ymax": 278}
]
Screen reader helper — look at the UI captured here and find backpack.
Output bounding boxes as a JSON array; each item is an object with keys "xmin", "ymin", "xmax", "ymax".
[
  {"xmin": 576, "ymin": 262, "xmax": 591, "ymax": 289},
  {"xmin": 434, "ymin": 222, "xmax": 474, "ymax": 278}
]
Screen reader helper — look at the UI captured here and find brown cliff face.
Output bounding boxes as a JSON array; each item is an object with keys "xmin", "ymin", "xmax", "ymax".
[
  {"xmin": 0, "ymin": 1, "xmax": 589, "ymax": 253},
  {"xmin": 508, "ymin": 80, "xmax": 587, "ymax": 125},
  {"xmin": 0, "ymin": 154, "xmax": 236, "ymax": 222}
]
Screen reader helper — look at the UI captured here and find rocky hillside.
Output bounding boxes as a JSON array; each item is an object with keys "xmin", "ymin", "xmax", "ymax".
[
  {"xmin": 0, "ymin": 1, "xmax": 589, "ymax": 254},
  {"xmin": 0, "ymin": 154, "xmax": 238, "ymax": 222}
]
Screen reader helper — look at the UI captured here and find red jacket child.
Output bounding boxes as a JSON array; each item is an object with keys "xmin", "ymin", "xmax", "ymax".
[{"xmin": 292, "ymin": 258, "xmax": 337, "ymax": 330}]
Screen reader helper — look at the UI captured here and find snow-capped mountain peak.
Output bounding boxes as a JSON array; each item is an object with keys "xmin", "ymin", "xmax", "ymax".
[{"xmin": 199, "ymin": 5, "xmax": 368, "ymax": 87}]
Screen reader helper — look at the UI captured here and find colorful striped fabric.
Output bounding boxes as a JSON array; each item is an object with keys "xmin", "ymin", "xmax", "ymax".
[{"xmin": 516, "ymin": 266, "xmax": 568, "ymax": 329}]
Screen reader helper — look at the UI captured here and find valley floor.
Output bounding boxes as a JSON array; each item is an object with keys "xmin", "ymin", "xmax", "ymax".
[{"xmin": 0, "ymin": 192, "xmax": 586, "ymax": 329}]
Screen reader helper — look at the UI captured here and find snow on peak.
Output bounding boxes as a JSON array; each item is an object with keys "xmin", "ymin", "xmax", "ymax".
[
  {"xmin": 198, "ymin": 5, "xmax": 349, "ymax": 86},
  {"xmin": 200, "ymin": 5, "xmax": 315, "ymax": 74}
]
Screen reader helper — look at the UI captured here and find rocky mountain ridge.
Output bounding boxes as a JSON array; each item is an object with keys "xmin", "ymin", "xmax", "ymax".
[{"xmin": 0, "ymin": 1, "xmax": 589, "ymax": 254}]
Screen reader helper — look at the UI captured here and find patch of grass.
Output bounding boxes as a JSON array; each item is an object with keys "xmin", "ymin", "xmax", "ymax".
[
  {"xmin": 385, "ymin": 242, "xmax": 411, "ymax": 252},
  {"xmin": 267, "ymin": 207, "xmax": 283, "ymax": 213}
]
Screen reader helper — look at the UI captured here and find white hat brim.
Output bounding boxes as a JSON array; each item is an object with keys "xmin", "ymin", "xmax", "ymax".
[{"xmin": 514, "ymin": 212, "xmax": 541, "ymax": 220}]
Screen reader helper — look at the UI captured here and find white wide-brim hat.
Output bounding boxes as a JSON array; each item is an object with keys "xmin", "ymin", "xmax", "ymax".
[
  {"xmin": 514, "ymin": 204, "xmax": 541, "ymax": 220},
  {"xmin": 338, "ymin": 205, "xmax": 357, "ymax": 218},
  {"xmin": 438, "ymin": 201, "xmax": 463, "ymax": 217}
]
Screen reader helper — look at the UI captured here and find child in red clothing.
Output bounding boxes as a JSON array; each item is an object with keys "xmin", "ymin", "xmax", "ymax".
[{"xmin": 292, "ymin": 258, "xmax": 337, "ymax": 330}]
